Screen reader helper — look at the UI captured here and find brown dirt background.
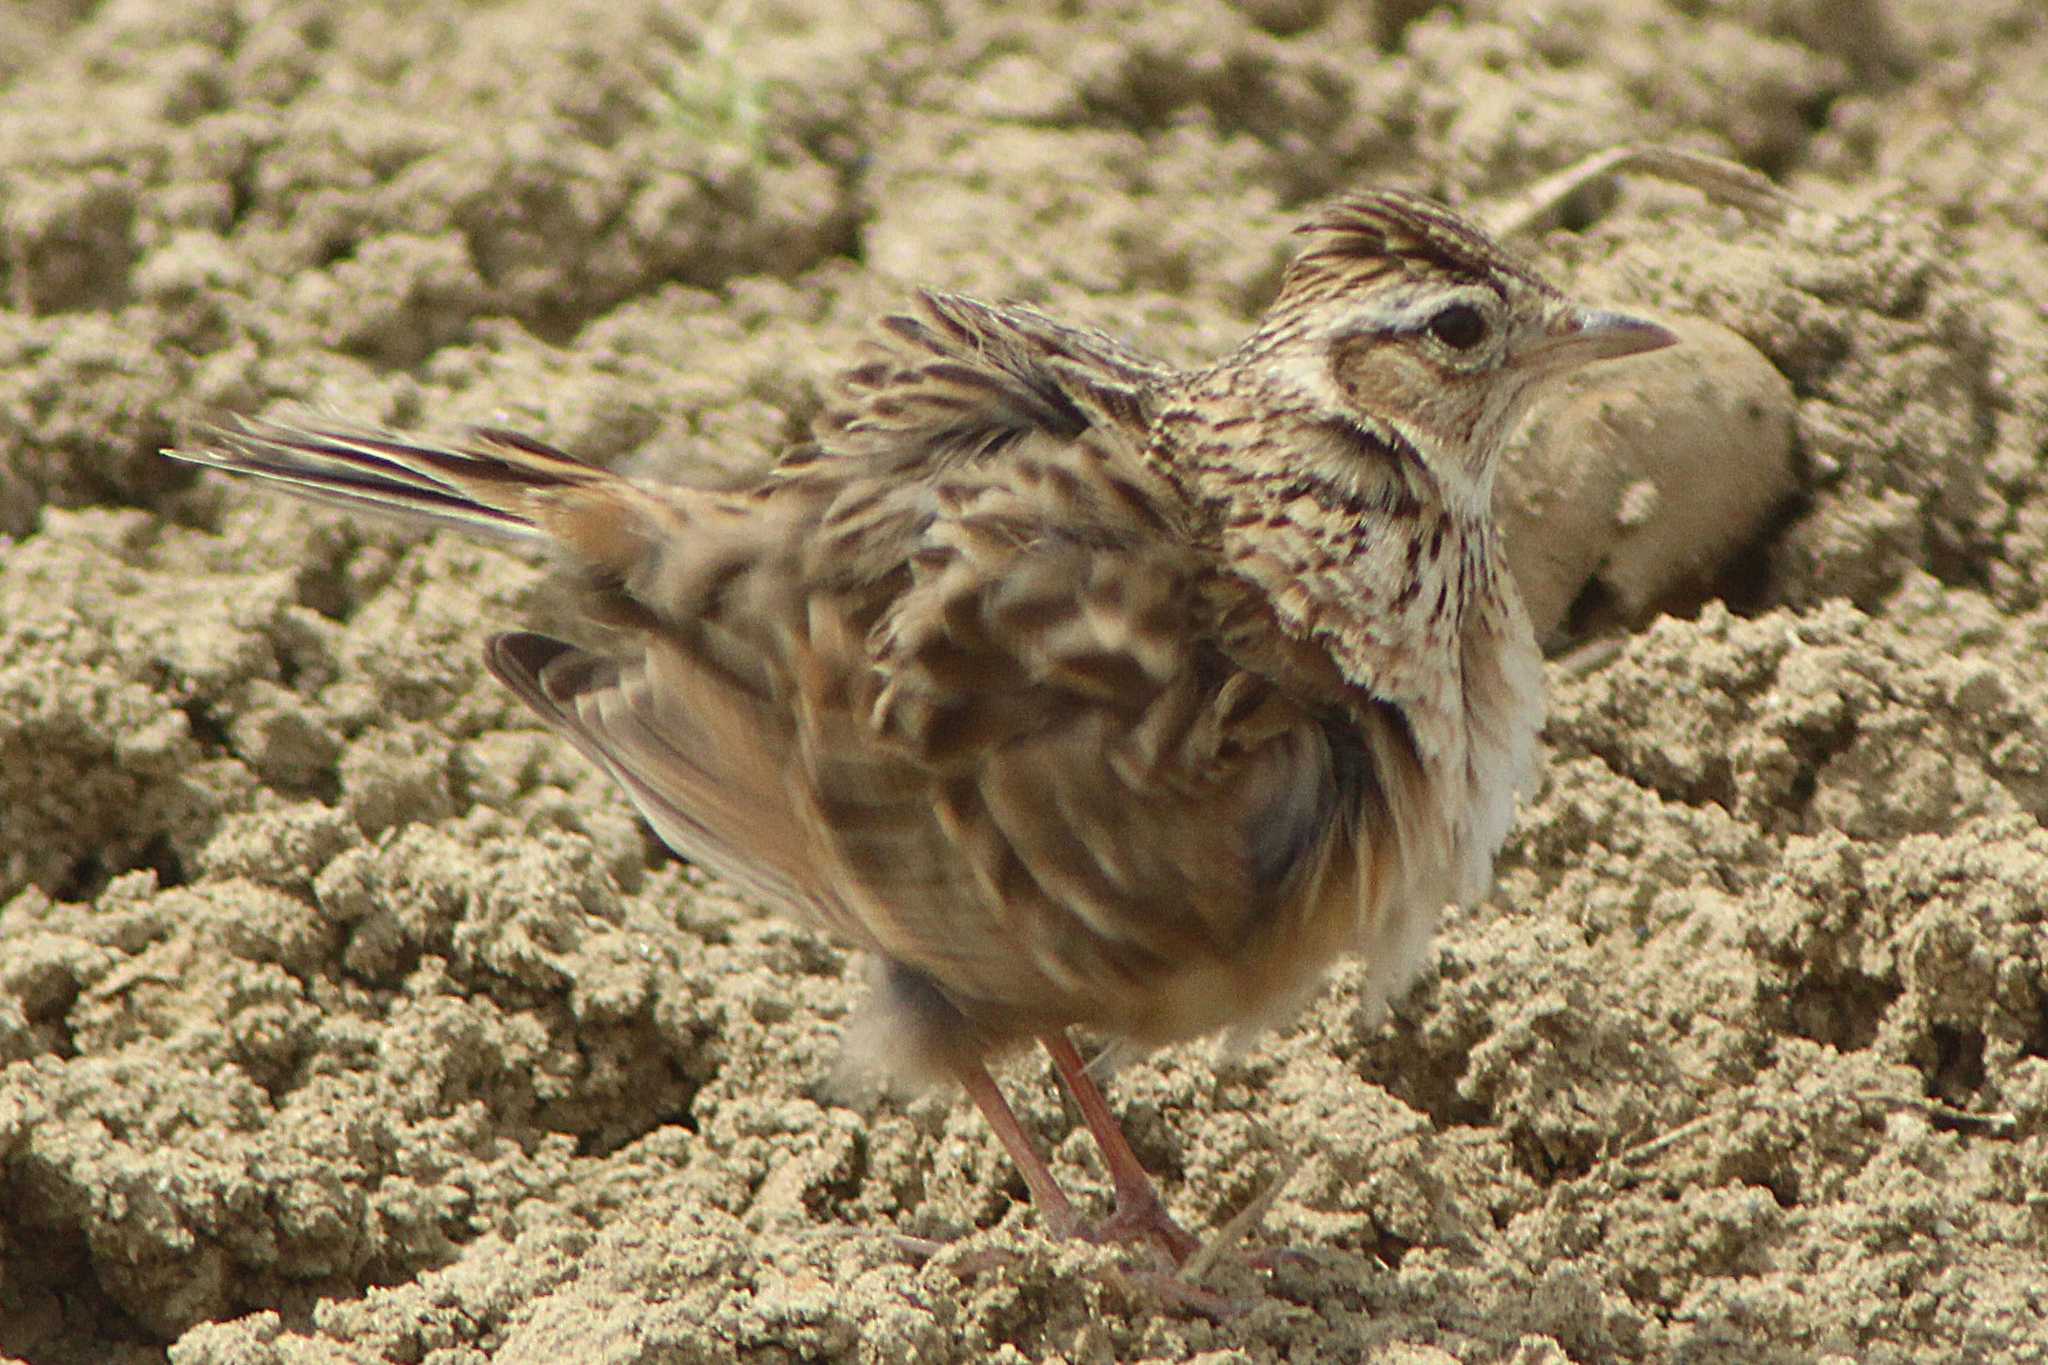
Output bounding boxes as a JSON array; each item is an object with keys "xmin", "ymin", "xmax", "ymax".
[{"xmin": 2, "ymin": 1, "xmax": 2046, "ymax": 1361}]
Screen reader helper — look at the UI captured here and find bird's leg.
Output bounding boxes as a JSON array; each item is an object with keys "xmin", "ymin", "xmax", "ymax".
[
  {"xmin": 953, "ymin": 1055, "xmax": 1081, "ymax": 1238},
  {"xmin": 941, "ymin": 1053, "xmax": 1241, "ymax": 1320},
  {"xmin": 1039, "ymin": 1031, "xmax": 1203, "ymax": 1266}
]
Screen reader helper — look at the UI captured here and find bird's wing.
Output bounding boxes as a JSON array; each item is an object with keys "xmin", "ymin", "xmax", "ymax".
[
  {"xmin": 166, "ymin": 295, "xmax": 1379, "ymax": 1045},
  {"xmin": 765, "ymin": 296, "xmax": 1377, "ymax": 1030},
  {"xmin": 835, "ymin": 454, "xmax": 1375, "ymax": 1030},
  {"xmin": 797, "ymin": 289, "xmax": 1171, "ymax": 475}
]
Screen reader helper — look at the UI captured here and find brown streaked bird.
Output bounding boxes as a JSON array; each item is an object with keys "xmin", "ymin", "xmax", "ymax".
[{"xmin": 167, "ymin": 190, "xmax": 1673, "ymax": 1269}]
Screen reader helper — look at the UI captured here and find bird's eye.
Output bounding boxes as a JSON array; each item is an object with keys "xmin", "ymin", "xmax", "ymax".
[{"xmin": 1426, "ymin": 303, "xmax": 1487, "ymax": 351}]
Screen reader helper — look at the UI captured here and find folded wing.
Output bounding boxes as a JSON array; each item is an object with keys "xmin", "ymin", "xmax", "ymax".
[{"xmin": 169, "ymin": 291, "xmax": 1377, "ymax": 1050}]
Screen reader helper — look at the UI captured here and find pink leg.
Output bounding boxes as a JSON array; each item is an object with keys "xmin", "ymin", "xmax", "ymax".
[
  {"xmin": 1039, "ymin": 1032, "xmax": 1203, "ymax": 1266},
  {"xmin": 934, "ymin": 1047, "xmax": 1244, "ymax": 1318},
  {"xmin": 953, "ymin": 1056, "xmax": 1080, "ymax": 1238}
]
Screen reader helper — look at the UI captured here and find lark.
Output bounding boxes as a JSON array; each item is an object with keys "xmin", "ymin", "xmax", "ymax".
[{"xmin": 168, "ymin": 190, "xmax": 1672, "ymax": 1268}]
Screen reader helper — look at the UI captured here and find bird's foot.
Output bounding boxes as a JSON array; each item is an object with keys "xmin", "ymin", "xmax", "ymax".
[{"xmin": 1085, "ymin": 1182, "xmax": 1204, "ymax": 1267}]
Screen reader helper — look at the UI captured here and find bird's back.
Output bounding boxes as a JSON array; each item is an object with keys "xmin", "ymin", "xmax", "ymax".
[
  {"xmin": 169, "ymin": 274, "xmax": 1533, "ymax": 1080},
  {"xmin": 576, "ymin": 292, "xmax": 1400, "ymax": 1070}
]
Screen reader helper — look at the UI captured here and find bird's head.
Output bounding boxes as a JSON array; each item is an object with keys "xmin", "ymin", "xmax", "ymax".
[{"xmin": 1237, "ymin": 189, "xmax": 1674, "ymax": 515}]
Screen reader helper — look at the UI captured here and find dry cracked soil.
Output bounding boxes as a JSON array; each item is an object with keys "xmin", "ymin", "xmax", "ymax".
[{"xmin": 2, "ymin": 1, "xmax": 2047, "ymax": 1362}]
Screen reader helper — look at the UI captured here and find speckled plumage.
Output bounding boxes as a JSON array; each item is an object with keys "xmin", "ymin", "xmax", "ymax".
[{"xmin": 167, "ymin": 188, "xmax": 1673, "ymax": 1268}]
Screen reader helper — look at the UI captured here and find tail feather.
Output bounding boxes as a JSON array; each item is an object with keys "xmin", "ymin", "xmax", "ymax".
[
  {"xmin": 165, "ymin": 416, "xmax": 604, "ymax": 543},
  {"xmin": 484, "ymin": 629, "xmax": 823, "ymax": 929}
]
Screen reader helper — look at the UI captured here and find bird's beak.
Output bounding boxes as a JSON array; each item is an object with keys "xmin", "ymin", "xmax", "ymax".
[{"xmin": 1521, "ymin": 306, "xmax": 1677, "ymax": 373}]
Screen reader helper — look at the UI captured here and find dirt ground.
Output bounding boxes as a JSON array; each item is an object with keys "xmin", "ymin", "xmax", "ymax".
[{"xmin": 2, "ymin": 1, "xmax": 2046, "ymax": 1361}]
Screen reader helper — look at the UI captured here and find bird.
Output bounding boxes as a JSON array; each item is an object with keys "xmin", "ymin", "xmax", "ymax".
[{"xmin": 166, "ymin": 188, "xmax": 1674, "ymax": 1269}]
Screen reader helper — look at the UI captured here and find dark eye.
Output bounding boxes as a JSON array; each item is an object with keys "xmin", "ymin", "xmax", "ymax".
[{"xmin": 1426, "ymin": 303, "xmax": 1487, "ymax": 351}]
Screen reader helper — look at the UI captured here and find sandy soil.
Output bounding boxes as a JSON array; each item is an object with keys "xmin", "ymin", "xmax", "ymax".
[{"xmin": 2, "ymin": 1, "xmax": 2046, "ymax": 1361}]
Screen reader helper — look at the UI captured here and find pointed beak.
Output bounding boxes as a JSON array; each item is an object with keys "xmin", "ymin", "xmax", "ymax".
[{"xmin": 1521, "ymin": 306, "xmax": 1677, "ymax": 373}]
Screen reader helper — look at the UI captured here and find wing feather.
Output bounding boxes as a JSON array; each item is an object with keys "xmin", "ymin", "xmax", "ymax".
[{"xmin": 168, "ymin": 290, "xmax": 1381, "ymax": 1056}]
